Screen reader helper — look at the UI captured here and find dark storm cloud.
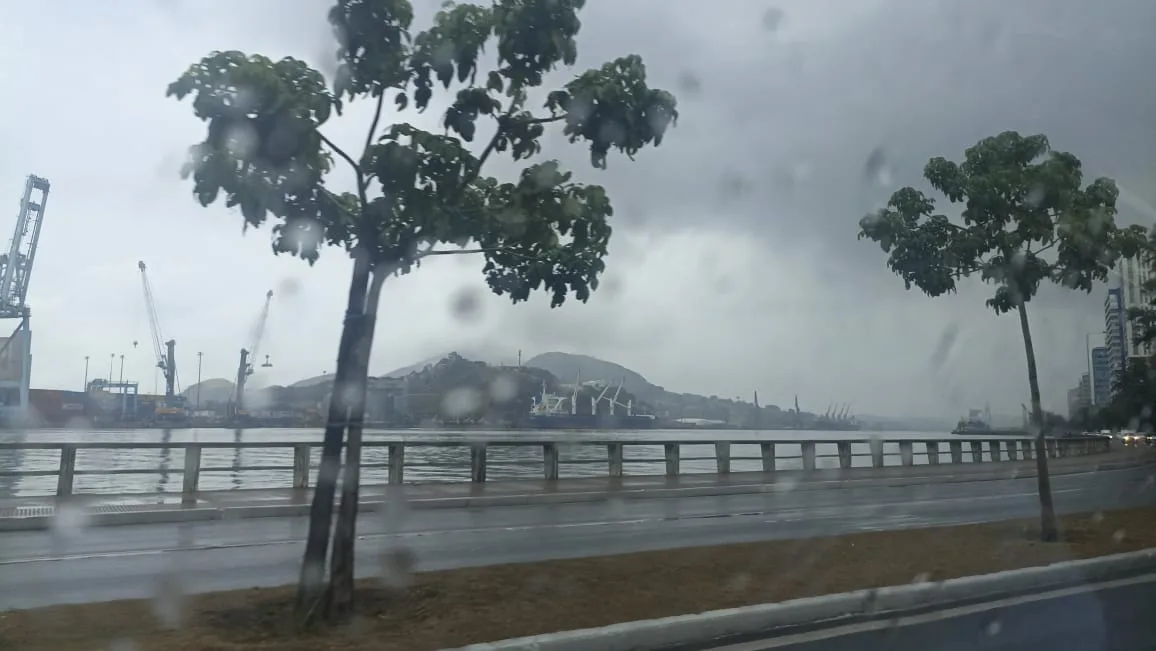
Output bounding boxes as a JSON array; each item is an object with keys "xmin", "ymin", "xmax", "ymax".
[{"xmin": 529, "ymin": 0, "xmax": 1156, "ymax": 290}]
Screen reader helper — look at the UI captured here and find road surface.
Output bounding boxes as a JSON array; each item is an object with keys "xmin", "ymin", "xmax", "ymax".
[
  {"xmin": 701, "ymin": 573, "xmax": 1156, "ymax": 650},
  {"xmin": 1, "ymin": 465, "xmax": 1152, "ymax": 610}
]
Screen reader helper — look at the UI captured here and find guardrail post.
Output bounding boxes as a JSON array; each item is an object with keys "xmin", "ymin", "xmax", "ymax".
[
  {"xmin": 664, "ymin": 443, "xmax": 680, "ymax": 476},
  {"xmin": 949, "ymin": 441, "xmax": 963, "ymax": 464},
  {"xmin": 470, "ymin": 443, "xmax": 487, "ymax": 483},
  {"xmin": 543, "ymin": 443, "xmax": 559, "ymax": 480},
  {"xmin": 292, "ymin": 444, "xmax": 310, "ymax": 489},
  {"xmin": 1006, "ymin": 441, "xmax": 1018, "ymax": 461},
  {"xmin": 607, "ymin": 443, "xmax": 624, "ymax": 478},
  {"xmin": 715, "ymin": 442, "xmax": 731, "ymax": 474},
  {"xmin": 869, "ymin": 438, "xmax": 884, "ymax": 467},
  {"xmin": 181, "ymin": 445, "xmax": 201, "ymax": 502},
  {"xmin": 989, "ymin": 440, "xmax": 1002, "ymax": 462},
  {"xmin": 388, "ymin": 443, "xmax": 405, "ymax": 484},
  {"xmin": 56, "ymin": 444, "xmax": 76, "ymax": 497},
  {"xmin": 837, "ymin": 441, "xmax": 852, "ymax": 469},
  {"xmin": 970, "ymin": 441, "xmax": 983, "ymax": 463},
  {"xmin": 925, "ymin": 441, "xmax": 940, "ymax": 465},
  {"xmin": 801, "ymin": 441, "xmax": 816, "ymax": 471},
  {"xmin": 899, "ymin": 441, "xmax": 913, "ymax": 466},
  {"xmin": 760, "ymin": 442, "xmax": 776, "ymax": 472}
]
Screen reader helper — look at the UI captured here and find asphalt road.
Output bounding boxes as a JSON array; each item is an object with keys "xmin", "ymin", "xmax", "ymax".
[
  {"xmin": 705, "ymin": 573, "xmax": 1156, "ymax": 650},
  {"xmin": 1, "ymin": 466, "xmax": 1153, "ymax": 610}
]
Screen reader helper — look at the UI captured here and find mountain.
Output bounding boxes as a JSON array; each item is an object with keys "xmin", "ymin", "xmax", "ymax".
[
  {"xmin": 525, "ymin": 351, "xmax": 787, "ymax": 424},
  {"xmin": 524, "ymin": 352, "xmax": 664, "ymax": 402}
]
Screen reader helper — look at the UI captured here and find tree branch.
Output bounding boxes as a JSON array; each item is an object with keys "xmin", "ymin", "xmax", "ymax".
[
  {"xmin": 319, "ymin": 132, "xmax": 362, "ymax": 178},
  {"xmin": 524, "ymin": 114, "xmax": 565, "ymax": 125},
  {"xmin": 363, "ymin": 92, "xmax": 386, "ymax": 157}
]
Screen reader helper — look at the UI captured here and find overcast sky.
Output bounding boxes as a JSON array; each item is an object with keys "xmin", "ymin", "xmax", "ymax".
[{"xmin": 1, "ymin": 0, "xmax": 1154, "ymax": 419}]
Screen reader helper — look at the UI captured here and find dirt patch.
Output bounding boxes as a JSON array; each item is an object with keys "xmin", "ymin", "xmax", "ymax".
[{"xmin": 4, "ymin": 507, "xmax": 1156, "ymax": 651}]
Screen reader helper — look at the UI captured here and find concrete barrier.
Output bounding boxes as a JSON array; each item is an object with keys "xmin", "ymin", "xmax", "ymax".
[{"xmin": 445, "ymin": 548, "xmax": 1156, "ymax": 651}]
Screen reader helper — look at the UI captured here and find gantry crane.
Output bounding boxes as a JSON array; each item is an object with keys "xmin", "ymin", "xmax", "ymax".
[
  {"xmin": 232, "ymin": 289, "xmax": 274, "ymax": 419},
  {"xmin": 138, "ymin": 261, "xmax": 183, "ymax": 413},
  {"xmin": 0, "ymin": 175, "xmax": 50, "ymax": 415}
]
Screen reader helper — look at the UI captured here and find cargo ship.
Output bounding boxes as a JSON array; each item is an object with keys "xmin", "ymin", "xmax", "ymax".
[
  {"xmin": 951, "ymin": 406, "xmax": 1027, "ymax": 436},
  {"xmin": 526, "ymin": 380, "xmax": 655, "ymax": 430}
]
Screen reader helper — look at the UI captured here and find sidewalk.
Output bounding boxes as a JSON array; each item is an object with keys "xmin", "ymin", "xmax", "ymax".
[{"xmin": 0, "ymin": 448, "xmax": 1149, "ymax": 531}]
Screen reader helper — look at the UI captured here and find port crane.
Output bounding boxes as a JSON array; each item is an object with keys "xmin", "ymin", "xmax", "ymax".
[
  {"xmin": 231, "ymin": 290, "xmax": 273, "ymax": 419},
  {"xmin": 138, "ymin": 261, "xmax": 184, "ymax": 414},
  {"xmin": 0, "ymin": 175, "xmax": 50, "ymax": 415}
]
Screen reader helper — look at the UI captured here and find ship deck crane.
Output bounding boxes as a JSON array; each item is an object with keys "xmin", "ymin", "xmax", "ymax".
[
  {"xmin": 0, "ymin": 175, "xmax": 50, "ymax": 415},
  {"xmin": 138, "ymin": 261, "xmax": 182, "ymax": 408},
  {"xmin": 233, "ymin": 290, "xmax": 273, "ymax": 419}
]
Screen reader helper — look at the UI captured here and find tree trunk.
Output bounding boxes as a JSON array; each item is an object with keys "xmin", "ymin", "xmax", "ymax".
[
  {"xmin": 1017, "ymin": 298, "xmax": 1059, "ymax": 542},
  {"xmin": 295, "ymin": 251, "xmax": 372, "ymax": 623},
  {"xmin": 328, "ymin": 267, "xmax": 387, "ymax": 619}
]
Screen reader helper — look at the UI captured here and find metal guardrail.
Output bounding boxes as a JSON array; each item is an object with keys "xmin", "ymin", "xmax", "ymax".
[{"xmin": 0, "ymin": 436, "xmax": 1112, "ymax": 498}]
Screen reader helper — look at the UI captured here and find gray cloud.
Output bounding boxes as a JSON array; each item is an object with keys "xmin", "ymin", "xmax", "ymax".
[{"xmin": 0, "ymin": 0, "xmax": 1152, "ymax": 418}]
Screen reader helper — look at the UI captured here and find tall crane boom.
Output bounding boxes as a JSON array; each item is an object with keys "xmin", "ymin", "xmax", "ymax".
[
  {"xmin": 137, "ymin": 261, "xmax": 179, "ymax": 399},
  {"xmin": 234, "ymin": 290, "xmax": 274, "ymax": 417},
  {"xmin": 0, "ymin": 174, "xmax": 50, "ymax": 419},
  {"xmin": 0, "ymin": 175, "xmax": 49, "ymax": 318}
]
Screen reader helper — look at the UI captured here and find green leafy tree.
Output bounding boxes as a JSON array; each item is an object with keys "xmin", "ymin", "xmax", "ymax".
[
  {"xmin": 166, "ymin": 0, "xmax": 677, "ymax": 623},
  {"xmin": 1099, "ymin": 352, "xmax": 1156, "ymax": 432},
  {"xmin": 858, "ymin": 131, "xmax": 1146, "ymax": 541}
]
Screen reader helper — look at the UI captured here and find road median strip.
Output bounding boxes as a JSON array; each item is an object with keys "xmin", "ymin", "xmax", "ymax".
[{"xmin": 4, "ymin": 506, "xmax": 1156, "ymax": 651}]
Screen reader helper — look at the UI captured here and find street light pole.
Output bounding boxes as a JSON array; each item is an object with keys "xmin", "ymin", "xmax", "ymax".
[
  {"xmin": 83, "ymin": 356, "xmax": 89, "ymax": 392},
  {"xmin": 196, "ymin": 351, "xmax": 203, "ymax": 411},
  {"xmin": 107, "ymin": 353, "xmax": 114, "ymax": 383}
]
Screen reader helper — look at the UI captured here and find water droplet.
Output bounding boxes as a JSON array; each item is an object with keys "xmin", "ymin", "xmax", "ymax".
[
  {"xmin": 151, "ymin": 571, "xmax": 186, "ymax": 628},
  {"xmin": 863, "ymin": 147, "xmax": 893, "ymax": 187},
  {"xmin": 277, "ymin": 276, "xmax": 302, "ymax": 298},
  {"xmin": 489, "ymin": 373, "xmax": 518, "ymax": 403},
  {"xmin": 676, "ymin": 71, "xmax": 701, "ymax": 95},
  {"xmin": 761, "ymin": 7, "xmax": 784, "ymax": 32},
  {"xmin": 450, "ymin": 287, "xmax": 483, "ymax": 324},
  {"xmin": 985, "ymin": 619, "xmax": 1002, "ymax": 636},
  {"xmin": 726, "ymin": 573, "xmax": 751, "ymax": 591},
  {"xmin": 108, "ymin": 639, "xmax": 140, "ymax": 651},
  {"xmin": 51, "ymin": 502, "xmax": 91, "ymax": 541},
  {"xmin": 1113, "ymin": 529, "xmax": 1126, "ymax": 543},
  {"xmin": 1092, "ymin": 511, "xmax": 1104, "ymax": 523},
  {"xmin": 773, "ymin": 475, "xmax": 799, "ymax": 493},
  {"xmin": 380, "ymin": 546, "xmax": 416, "ymax": 590},
  {"xmin": 442, "ymin": 387, "xmax": 483, "ymax": 418},
  {"xmin": 911, "ymin": 572, "xmax": 930, "ymax": 584}
]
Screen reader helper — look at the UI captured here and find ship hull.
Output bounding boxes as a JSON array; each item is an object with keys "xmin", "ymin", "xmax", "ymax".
[
  {"xmin": 526, "ymin": 414, "xmax": 655, "ymax": 430},
  {"xmin": 951, "ymin": 428, "xmax": 1029, "ymax": 436}
]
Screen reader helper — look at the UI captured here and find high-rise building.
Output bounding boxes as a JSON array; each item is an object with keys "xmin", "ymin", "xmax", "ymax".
[
  {"xmin": 1105, "ymin": 287, "xmax": 1127, "ymax": 382},
  {"xmin": 1118, "ymin": 255, "xmax": 1154, "ymax": 360},
  {"xmin": 1090, "ymin": 346, "xmax": 1111, "ymax": 406}
]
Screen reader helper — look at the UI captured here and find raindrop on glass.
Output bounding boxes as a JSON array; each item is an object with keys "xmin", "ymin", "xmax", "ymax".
[
  {"xmin": 380, "ymin": 546, "xmax": 416, "ymax": 590},
  {"xmin": 151, "ymin": 571, "xmax": 186, "ymax": 628},
  {"xmin": 51, "ymin": 502, "xmax": 91, "ymax": 541},
  {"xmin": 450, "ymin": 287, "xmax": 483, "ymax": 324}
]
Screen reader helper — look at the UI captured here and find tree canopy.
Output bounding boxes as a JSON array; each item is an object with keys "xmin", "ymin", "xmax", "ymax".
[
  {"xmin": 166, "ymin": 0, "xmax": 678, "ymax": 307},
  {"xmin": 858, "ymin": 131, "xmax": 1147, "ymax": 311}
]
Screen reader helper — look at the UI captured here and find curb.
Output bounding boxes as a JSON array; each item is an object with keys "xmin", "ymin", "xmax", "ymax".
[
  {"xmin": 0, "ymin": 457, "xmax": 1148, "ymax": 532},
  {"xmin": 445, "ymin": 548, "xmax": 1156, "ymax": 651}
]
